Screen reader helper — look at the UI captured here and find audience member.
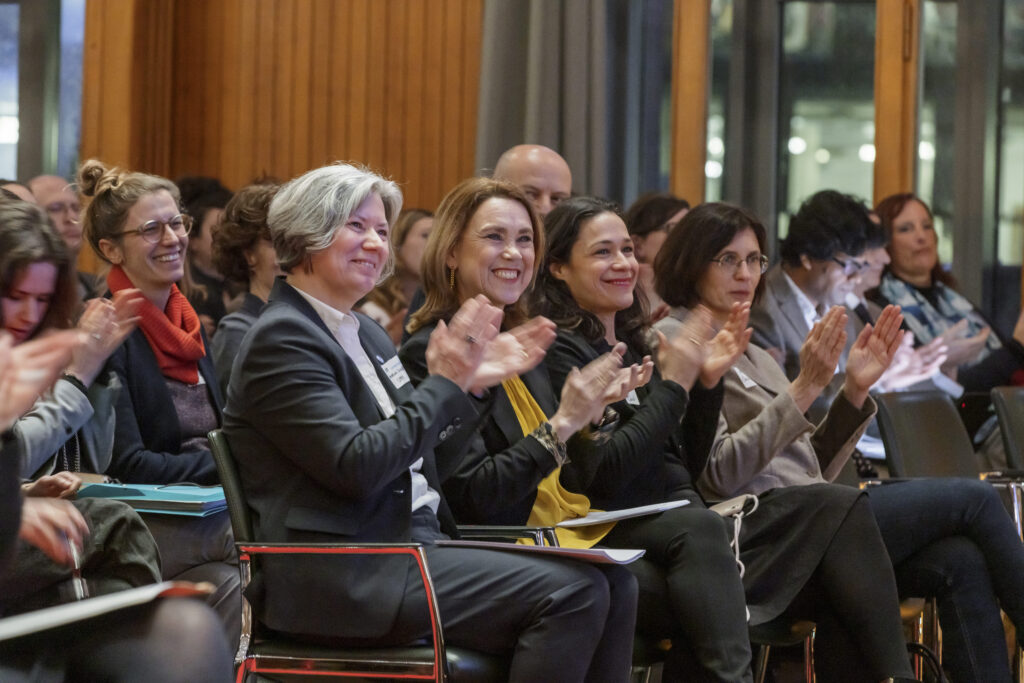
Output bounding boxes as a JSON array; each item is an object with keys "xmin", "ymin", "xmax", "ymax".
[
  {"xmin": 535, "ymin": 196, "xmax": 914, "ymax": 682},
  {"xmin": 0, "ymin": 180, "xmax": 34, "ymax": 203},
  {"xmin": 656, "ymin": 202, "xmax": 1024, "ymax": 682},
  {"xmin": 176, "ymin": 176, "xmax": 234, "ymax": 336},
  {"xmin": 27, "ymin": 174, "xmax": 96, "ymax": 300},
  {"xmin": 224, "ymin": 163, "xmax": 637, "ymax": 682},
  {"xmin": 209, "ymin": 181, "xmax": 280, "ymax": 392},
  {"xmin": 493, "ymin": 144, "xmax": 572, "ymax": 220},
  {"xmin": 78, "ymin": 159, "xmax": 240, "ymax": 638},
  {"xmin": 359, "ymin": 208, "xmax": 433, "ymax": 345},
  {"xmin": 623, "ymin": 192, "xmax": 689, "ymax": 320},
  {"xmin": 871, "ymin": 192, "xmax": 1024, "ymax": 391},
  {"xmin": 0, "ymin": 336, "xmax": 232, "ymax": 682}
]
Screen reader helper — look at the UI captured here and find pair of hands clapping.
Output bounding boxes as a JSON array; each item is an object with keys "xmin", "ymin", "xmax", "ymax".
[
  {"xmin": 789, "ymin": 305, "xmax": 905, "ymax": 412},
  {"xmin": 656, "ymin": 302, "xmax": 754, "ymax": 391}
]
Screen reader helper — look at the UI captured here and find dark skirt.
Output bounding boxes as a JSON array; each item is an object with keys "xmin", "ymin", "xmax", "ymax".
[{"xmin": 734, "ymin": 482, "xmax": 863, "ymax": 625}]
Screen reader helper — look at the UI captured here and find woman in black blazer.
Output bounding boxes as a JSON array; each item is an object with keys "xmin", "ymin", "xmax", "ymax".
[
  {"xmin": 223, "ymin": 162, "xmax": 638, "ymax": 682},
  {"xmin": 79, "ymin": 160, "xmax": 239, "ymax": 638}
]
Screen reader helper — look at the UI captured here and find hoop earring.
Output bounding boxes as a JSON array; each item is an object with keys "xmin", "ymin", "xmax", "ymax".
[{"xmin": 449, "ymin": 267, "xmax": 456, "ymax": 290}]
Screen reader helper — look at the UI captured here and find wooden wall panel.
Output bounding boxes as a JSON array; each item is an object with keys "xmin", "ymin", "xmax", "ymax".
[{"xmin": 83, "ymin": 0, "xmax": 484, "ymax": 215}]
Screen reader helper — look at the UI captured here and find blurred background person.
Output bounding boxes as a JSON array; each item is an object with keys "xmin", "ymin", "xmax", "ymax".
[
  {"xmin": 27, "ymin": 174, "xmax": 95, "ymax": 300},
  {"xmin": 623, "ymin": 191, "xmax": 689, "ymax": 321},
  {"xmin": 210, "ymin": 181, "xmax": 280, "ymax": 392},
  {"xmin": 176, "ymin": 175, "xmax": 233, "ymax": 336}
]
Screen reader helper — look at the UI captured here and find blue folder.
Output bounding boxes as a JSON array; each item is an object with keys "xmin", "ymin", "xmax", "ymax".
[{"xmin": 77, "ymin": 483, "xmax": 227, "ymax": 517}]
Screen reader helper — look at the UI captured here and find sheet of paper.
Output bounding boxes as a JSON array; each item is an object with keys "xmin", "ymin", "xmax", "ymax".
[
  {"xmin": 436, "ymin": 540, "xmax": 644, "ymax": 565},
  {"xmin": 0, "ymin": 581, "xmax": 212, "ymax": 641},
  {"xmin": 555, "ymin": 499, "xmax": 690, "ymax": 527}
]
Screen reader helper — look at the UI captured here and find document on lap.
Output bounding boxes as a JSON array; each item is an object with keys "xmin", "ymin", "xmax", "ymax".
[
  {"xmin": 554, "ymin": 499, "xmax": 690, "ymax": 528},
  {"xmin": 436, "ymin": 540, "xmax": 645, "ymax": 564}
]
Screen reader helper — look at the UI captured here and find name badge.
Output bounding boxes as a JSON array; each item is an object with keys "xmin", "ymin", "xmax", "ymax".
[
  {"xmin": 381, "ymin": 356, "xmax": 410, "ymax": 389},
  {"xmin": 626, "ymin": 389, "xmax": 640, "ymax": 405},
  {"xmin": 733, "ymin": 367, "xmax": 758, "ymax": 389}
]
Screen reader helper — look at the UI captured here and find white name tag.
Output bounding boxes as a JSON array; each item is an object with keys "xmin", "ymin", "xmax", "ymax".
[
  {"xmin": 381, "ymin": 355, "xmax": 410, "ymax": 389},
  {"xmin": 626, "ymin": 389, "xmax": 640, "ymax": 405},
  {"xmin": 733, "ymin": 367, "xmax": 758, "ymax": 389}
]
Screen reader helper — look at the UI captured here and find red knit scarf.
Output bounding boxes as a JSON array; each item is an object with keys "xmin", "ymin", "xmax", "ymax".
[{"xmin": 107, "ymin": 266, "xmax": 205, "ymax": 384}]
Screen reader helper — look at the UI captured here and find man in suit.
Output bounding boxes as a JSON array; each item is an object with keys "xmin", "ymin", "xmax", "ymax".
[{"xmin": 224, "ymin": 163, "xmax": 637, "ymax": 682}]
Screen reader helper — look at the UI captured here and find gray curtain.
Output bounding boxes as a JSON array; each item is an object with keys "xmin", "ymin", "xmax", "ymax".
[{"xmin": 475, "ymin": 0, "xmax": 611, "ymax": 197}]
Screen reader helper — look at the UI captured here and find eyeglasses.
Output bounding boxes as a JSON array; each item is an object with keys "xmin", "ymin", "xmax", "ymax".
[
  {"xmin": 831, "ymin": 256, "xmax": 868, "ymax": 275},
  {"xmin": 119, "ymin": 214, "xmax": 193, "ymax": 244},
  {"xmin": 710, "ymin": 253, "xmax": 769, "ymax": 274}
]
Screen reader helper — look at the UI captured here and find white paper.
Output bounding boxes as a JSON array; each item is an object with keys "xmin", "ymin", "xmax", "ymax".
[
  {"xmin": 436, "ymin": 540, "xmax": 645, "ymax": 565},
  {"xmin": 0, "ymin": 581, "xmax": 211, "ymax": 641},
  {"xmin": 555, "ymin": 499, "xmax": 690, "ymax": 527}
]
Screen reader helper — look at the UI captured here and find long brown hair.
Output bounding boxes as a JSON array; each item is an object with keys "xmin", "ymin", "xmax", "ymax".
[
  {"xmin": 874, "ymin": 192, "xmax": 955, "ymax": 288},
  {"xmin": 408, "ymin": 178, "xmax": 543, "ymax": 334}
]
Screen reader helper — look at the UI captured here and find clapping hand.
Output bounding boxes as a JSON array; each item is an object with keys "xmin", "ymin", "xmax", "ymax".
[
  {"xmin": 874, "ymin": 333, "xmax": 946, "ymax": 391},
  {"xmin": 0, "ymin": 330, "xmax": 82, "ymax": 432},
  {"xmin": 469, "ymin": 316, "xmax": 557, "ymax": 394},
  {"xmin": 602, "ymin": 356, "xmax": 654, "ymax": 405},
  {"xmin": 548, "ymin": 343, "xmax": 626, "ymax": 441},
  {"xmin": 844, "ymin": 304, "xmax": 905, "ymax": 407},
  {"xmin": 939, "ymin": 319, "xmax": 990, "ymax": 371},
  {"xmin": 789, "ymin": 307, "xmax": 848, "ymax": 413},
  {"xmin": 701, "ymin": 302, "xmax": 753, "ymax": 387},
  {"xmin": 67, "ymin": 290, "xmax": 144, "ymax": 386},
  {"xmin": 426, "ymin": 295, "xmax": 501, "ymax": 391},
  {"xmin": 655, "ymin": 305, "xmax": 715, "ymax": 391}
]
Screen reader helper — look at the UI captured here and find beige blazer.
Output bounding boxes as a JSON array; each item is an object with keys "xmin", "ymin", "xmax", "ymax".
[{"xmin": 698, "ymin": 342, "xmax": 876, "ymax": 499}]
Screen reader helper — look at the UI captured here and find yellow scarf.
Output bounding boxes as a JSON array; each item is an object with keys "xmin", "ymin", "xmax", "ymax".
[{"xmin": 502, "ymin": 376, "xmax": 615, "ymax": 548}]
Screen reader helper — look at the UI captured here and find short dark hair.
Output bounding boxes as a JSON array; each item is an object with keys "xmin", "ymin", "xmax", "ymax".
[
  {"xmin": 654, "ymin": 202, "xmax": 767, "ymax": 309},
  {"xmin": 212, "ymin": 182, "xmax": 280, "ymax": 286},
  {"xmin": 780, "ymin": 190, "xmax": 872, "ymax": 267},
  {"xmin": 624, "ymin": 192, "xmax": 690, "ymax": 237},
  {"xmin": 175, "ymin": 176, "xmax": 233, "ymax": 238},
  {"xmin": 532, "ymin": 196, "xmax": 650, "ymax": 355}
]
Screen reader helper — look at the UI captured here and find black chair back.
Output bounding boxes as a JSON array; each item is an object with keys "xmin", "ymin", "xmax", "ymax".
[
  {"xmin": 208, "ymin": 429, "xmax": 255, "ymax": 543},
  {"xmin": 874, "ymin": 391, "xmax": 978, "ymax": 478},
  {"xmin": 991, "ymin": 386, "xmax": 1024, "ymax": 469}
]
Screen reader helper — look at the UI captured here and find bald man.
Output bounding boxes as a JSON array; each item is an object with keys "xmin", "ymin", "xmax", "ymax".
[
  {"xmin": 493, "ymin": 144, "xmax": 572, "ymax": 219},
  {"xmin": 28, "ymin": 175, "xmax": 83, "ymax": 254}
]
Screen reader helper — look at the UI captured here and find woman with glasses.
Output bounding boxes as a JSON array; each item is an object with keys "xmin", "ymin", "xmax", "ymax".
[
  {"xmin": 79, "ymin": 159, "xmax": 240, "ymax": 640},
  {"xmin": 659, "ymin": 201, "xmax": 1024, "ymax": 683}
]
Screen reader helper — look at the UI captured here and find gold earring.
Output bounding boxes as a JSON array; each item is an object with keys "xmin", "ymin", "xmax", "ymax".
[{"xmin": 449, "ymin": 268, "xmax": 456, "ymax": 289}]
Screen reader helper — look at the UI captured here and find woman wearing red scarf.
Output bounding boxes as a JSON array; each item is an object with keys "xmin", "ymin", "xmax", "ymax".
[{"xmin": 78, "ymin": 159, "xmax": 240, "ymax": 641}]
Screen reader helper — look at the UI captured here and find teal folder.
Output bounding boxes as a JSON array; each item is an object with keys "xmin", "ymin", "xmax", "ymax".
[{"xmin": 77, "ymin": 483, "xmax": 227, "ymax": 517}]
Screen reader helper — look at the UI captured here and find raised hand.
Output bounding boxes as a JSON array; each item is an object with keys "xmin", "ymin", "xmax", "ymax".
[
  {"xmin": 844, "ymin": 304, "xmax": 905, "ymax": 407},
  {"xmin": 548, "ymin": 343, "xmax": 626, "ymax": 441},
  {"xmin": 602, "ymin": 356, "xmax": 655, "ymax": 405},
  {"xmin": 0, "ymin": 330, "xmax": 82, "ymax": 431},
  {"xmin": 468, "ymin": 316, "xmax": 557, "ymax": 393},
  {"xmin": 788, "ymin": 307, "xmax": 848, "ymax": 413},
  {"xmin": 655, "ymin": 305, "xmax": 714, "ymax": 391},
  {"xmin": 701, "ymin": 302, "xmax": 753, "ymax": 387},
  {"xmin": 425, "ymin": 295, "xmax": 499, "ymax": 391},
  {"xmin": 67, "ymin": 289, "xmax": 144, "ymax": 386},
  {"xmin": 19, "ymin": 497, "xmax": 89, "ymax": 565},
  {"xmin": 22, "ymin": 471, "xmax": 83, "ymax": 499}
]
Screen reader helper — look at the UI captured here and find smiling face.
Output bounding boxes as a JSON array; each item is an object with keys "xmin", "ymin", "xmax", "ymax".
[
  {"xmin": 447, "ymin": 197, "xmax": 536, "ymax": 307},
  {"xmin": 2, "ymin": 261, "xmax": 57, "ymax": 342},
  {"xmin": 551, "ymin": 212, "xmax": 638, "ymax": 323},
  {"xmin": 98, "ymin": 190, "xmax": 187, "ymax": 306},
  {"xmin": 697, "ymin": 227, "xmax": 762, "ymax": 322},
  {"xmin": 889, "ymin": 199, "xmax": 938, "ymax": 284},
  {"xmin": 306, "ymin": 192, "xmax": 390, "ymax": 312},
  {"xmin": 397, "ymin": 216, "xmax": 433, "ymax": 279}
]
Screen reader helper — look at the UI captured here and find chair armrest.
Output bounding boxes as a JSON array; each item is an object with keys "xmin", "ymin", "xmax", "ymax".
[
  {"xmin": 456, "ymin": 525, "xmax": 558, "ymax": 546},
  {"xmin": 981, "ymin": 470, "xmax": 1024, "ymax": 482},
  {"xmin": 857, "ymin": 478, "xmax": 916, "ymax": 489}
]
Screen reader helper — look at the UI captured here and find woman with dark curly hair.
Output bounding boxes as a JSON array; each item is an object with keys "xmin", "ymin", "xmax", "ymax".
[{"xmin": 210, "ymin": 181, "xmax": 280, "ymax": 392}]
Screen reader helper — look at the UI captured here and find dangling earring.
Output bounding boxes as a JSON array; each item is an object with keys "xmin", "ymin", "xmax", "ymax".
[{"xmin": 449, "ymin": 267, "xmax": 456, "ymax": 290}]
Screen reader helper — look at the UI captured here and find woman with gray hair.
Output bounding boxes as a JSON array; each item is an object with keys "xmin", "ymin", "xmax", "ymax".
[{"xmin": 223, "ymin": 162, "xmax": 639, "ymax": 682}]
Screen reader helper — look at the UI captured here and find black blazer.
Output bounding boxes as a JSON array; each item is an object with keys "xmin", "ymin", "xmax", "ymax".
[
  {"xmin": 103, "ymin": 326, "xmax": 223, "ymax": 484},
  {"xmin": 544, "ymin": 329, "xmax": 724, "ymax": 509},
  {"xmin": 223, "ymin": 280, "xmax": 475, "ymax": 639}
]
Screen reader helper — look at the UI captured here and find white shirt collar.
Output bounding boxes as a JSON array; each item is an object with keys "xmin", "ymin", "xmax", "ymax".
[{"xmin": 782, "ymin": 270, "xmax": 821, "ymax": 331}]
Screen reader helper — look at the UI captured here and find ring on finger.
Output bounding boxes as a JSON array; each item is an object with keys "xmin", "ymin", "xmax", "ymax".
[{"xmin": 465, "ymin": 334, "xmax": 477, "ymax": 345}]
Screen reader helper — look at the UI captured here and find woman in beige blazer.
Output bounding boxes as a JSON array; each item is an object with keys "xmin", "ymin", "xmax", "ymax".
[{"xmin": 655, "ymin": 201, "xmax": 1024, "ymax": 683}]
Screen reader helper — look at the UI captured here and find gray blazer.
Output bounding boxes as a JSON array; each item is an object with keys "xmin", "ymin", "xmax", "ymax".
[
  {"xmin": 14, "ymin": 373, "xmax": 120, "ymax": 479},
  {"xmin": 698, "ymin": 343, "xmax": 875, "ymax": 499}
]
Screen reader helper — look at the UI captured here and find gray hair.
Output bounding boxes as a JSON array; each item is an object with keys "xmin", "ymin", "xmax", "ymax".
[{"xmin": 268, "ymin": 163, "xmax": 403, "ymax": 277}]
